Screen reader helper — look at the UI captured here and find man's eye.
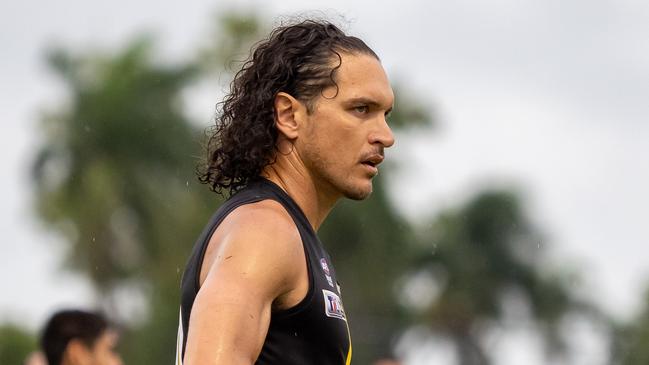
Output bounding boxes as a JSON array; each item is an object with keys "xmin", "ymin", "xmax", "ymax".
[{"xmin": 354, "ymin": 105, "xmax": 369, "ymax": 114}]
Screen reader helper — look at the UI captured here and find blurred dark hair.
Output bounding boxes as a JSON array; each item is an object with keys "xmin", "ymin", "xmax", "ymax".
[
  {"xmin": 198, "ymin": 19, "xmax": 379, "ymax": 196},
  {"xmin": 40, "ymin": 309, "xmax": 109, "ymax": 365}
]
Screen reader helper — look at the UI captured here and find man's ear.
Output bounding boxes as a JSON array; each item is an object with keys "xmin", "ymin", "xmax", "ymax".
[
  {"xmin": 274, "ymin": 92, "xmax": 306, "ymax": 140},
  {"xmin": 64, "ymin": 339, "xmax": 91, "ymax": 365}
]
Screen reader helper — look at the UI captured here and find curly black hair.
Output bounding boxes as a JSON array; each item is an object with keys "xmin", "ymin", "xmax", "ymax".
[{"xmin": 198, "ymin": 19, "xmax": 379, "ymax": 196}]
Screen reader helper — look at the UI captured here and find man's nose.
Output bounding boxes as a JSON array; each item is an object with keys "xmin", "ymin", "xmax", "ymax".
[{"xmin": 369, "ymin": 116, "xmax": 395, "ymax": 148}]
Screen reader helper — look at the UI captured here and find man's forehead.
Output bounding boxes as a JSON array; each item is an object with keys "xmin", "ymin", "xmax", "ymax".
[{"xmin": 333, "ymin": 53, "xmax": 394, "ymax": 106}]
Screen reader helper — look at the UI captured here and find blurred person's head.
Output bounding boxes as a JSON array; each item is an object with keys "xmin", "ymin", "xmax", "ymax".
[
  {"xmin": 40, "ymin": 310, "xmax": 122, "ymax": 365},
  {"xmin": 199, "ymin": 19, "xmax": 391, "ymax": 197}
]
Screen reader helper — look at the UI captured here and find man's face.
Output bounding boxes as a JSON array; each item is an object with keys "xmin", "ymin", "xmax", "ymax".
[
  {"xmin": 85, "ymin": 329, "xmax": 122, "ymax": 365},
  {"xmin": 298, "ymin": 52, "xmax": 395, "ymax": 201}
]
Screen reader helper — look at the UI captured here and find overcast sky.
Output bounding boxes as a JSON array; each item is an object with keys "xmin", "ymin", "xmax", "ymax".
[{"xmin": 1, "ymin": 1, "xmax": 647, "ymax": 364}]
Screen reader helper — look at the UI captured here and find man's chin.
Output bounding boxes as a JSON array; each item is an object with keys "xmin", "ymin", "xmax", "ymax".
[{"xmin": 343, "ymin": 182, "xmax": 373, "ymax": 201}]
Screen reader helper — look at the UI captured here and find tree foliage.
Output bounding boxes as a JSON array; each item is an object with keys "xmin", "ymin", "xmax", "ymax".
[
  {"xmin": 33, "ymin": 35, "xmax": 218, "ymax": 363},
  {"xmin": 408, "ymin": 191, "xmax": 585, "ymax": 364},
  {"xmin": 611, "ymin": 286, "xmax": 649, "ymax": 365}
]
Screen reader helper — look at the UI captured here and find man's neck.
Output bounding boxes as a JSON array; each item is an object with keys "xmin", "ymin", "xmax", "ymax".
[{"xmin": 262, "ymin": 161, "xmax": 339, "ymax": 232}]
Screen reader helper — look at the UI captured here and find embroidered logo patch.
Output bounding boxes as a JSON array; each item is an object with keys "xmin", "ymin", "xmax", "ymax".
[
  {"xmin": 320, "ymin": 258, "xmax": 334, "ymax": 287},
  {"xmin": 320, "ymin": 258, "xmax": 330, "ymax": 275},
  {"xmin": 322, "ymin": 289, "xmax": 346, "ymax": 320}
]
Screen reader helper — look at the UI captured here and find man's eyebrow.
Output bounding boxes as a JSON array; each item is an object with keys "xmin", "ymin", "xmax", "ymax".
[{"xmin": 346, "ymin": 97, "xmax": 394, "ymax": 111}]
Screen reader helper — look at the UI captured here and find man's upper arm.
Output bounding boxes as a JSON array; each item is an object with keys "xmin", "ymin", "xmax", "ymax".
[{"xmin": 183, "ymin": 201, "xmax": 303, "ymax": 365}]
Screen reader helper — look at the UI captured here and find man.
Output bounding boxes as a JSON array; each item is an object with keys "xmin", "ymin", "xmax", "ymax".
[
  {"xmin": 40, "ymin": 309, "xmax": 123, "ymax": 365},
  {"xmin": 177, "ymin": 19, "xmax": 394, "ymax": 365}
]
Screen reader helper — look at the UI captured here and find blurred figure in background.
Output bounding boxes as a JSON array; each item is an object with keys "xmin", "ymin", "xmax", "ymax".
[{"xmin": 40, "ymin": 309, "xmax": 122, "ymax": 365}]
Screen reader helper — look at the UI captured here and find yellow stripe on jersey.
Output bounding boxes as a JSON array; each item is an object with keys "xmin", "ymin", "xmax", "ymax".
[
  {"xmin": 345, "ymin": 320, "xmax": 352, "ymax": 365},
  {"xmin": 175, "ymin": 308, "xmax": 184, "ymax": 365}
]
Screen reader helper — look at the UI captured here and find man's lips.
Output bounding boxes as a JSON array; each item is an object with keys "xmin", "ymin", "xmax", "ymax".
[
  {"xmin": 360, "ymin": 154, "xmax": 384, "ymax": 177},
  {"xmin": 360, "ymin": 154, "xmax": 384, "ymax": 167}
]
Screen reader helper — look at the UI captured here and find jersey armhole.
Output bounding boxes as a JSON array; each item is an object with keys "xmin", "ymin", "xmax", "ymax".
[{"xmin": 269, "ymin": 213, "xmax": 316, "ymax": 320}]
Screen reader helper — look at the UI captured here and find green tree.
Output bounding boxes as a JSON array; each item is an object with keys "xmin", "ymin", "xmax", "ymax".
[
  {"xmin": 33, "ymin": 35, "xmax": 217, "ymax": 363},
  {"xmin": 406, "ymin": 190, "xmax": 595, "ymax": 364},
  {"xmin": 611, "ymin": 286, "xmax": 649, "ymax": 365}
]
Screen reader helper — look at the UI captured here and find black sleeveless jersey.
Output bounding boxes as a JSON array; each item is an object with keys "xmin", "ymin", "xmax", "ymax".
[{"xmin": 175, "ymin": 178, "xmax": 352, "ymax": 365}]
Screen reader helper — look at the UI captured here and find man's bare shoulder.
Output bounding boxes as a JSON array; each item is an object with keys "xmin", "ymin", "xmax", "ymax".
[
  {"xmin": 221, "ymin": 199, "xmax": 301, "ymax": 247},
  {"xmin": 199, "ymin": 199, "xmax": 303, "ymax": 289}
]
